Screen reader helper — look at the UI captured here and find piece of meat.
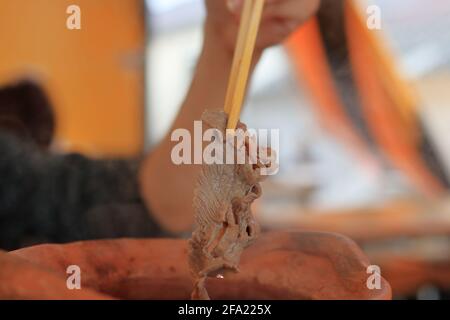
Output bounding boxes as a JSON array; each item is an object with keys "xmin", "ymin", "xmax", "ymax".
[{"xmin": 188, "ymin": 109, "xmax": 274, "ymax": 300}]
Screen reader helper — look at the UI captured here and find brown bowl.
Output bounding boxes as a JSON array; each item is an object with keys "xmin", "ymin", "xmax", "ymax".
[{"xmin": 2, "ymin": 231, "xmax": 391, "ymax": 300}]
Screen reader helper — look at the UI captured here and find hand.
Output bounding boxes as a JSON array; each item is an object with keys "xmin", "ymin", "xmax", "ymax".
[{"xmin": 205, "ymin": 0, "xmax": 321, "ymax": 53}]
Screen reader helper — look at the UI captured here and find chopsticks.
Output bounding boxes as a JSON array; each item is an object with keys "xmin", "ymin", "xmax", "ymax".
[{"xmin": 224, "ymin": 0, "xmax": 265, "ymax": 130}]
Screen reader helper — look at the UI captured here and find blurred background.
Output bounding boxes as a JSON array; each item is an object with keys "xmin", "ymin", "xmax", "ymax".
[{"xmin": 0, "ymin": 0, "xmax": 450, "ymax": 299}]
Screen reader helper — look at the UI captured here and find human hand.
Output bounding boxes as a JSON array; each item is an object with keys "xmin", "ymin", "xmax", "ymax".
[{"xmin": 205, "ymin": 0, "xmax": 321, "ymax": 53}]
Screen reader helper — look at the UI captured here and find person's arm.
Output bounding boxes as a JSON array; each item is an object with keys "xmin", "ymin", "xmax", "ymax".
[
  {"xmin": 139, "ymin": 0, "xmax": 321, "ymax": 234},
  {"xmin": 139, "ymin": 21, "xmax": 240, "ymax": 235}
]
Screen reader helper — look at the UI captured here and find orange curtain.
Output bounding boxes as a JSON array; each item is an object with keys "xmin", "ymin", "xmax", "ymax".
[
  {"xmin": 344, "ymin": 0, "xmax": 444, "ymax": 195},
  {"xmin": 285, "ymin": 17, "xmax": 379, "ymax": 173}
]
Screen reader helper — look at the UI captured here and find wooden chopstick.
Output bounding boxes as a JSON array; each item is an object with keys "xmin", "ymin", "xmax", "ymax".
[
  {"xmin": 224, "ymin": 0, "xmax": 254, "ymax": 115},
  {"xmin": 224, "ymin": 0, "xmax": 265, "ymax": 130}
]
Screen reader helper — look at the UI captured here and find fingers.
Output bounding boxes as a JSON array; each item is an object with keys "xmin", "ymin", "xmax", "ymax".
[
  {"xmin": 256, "ymin": 19, "xmax": 294, "ymax": 48},
  {"xmin": 226, "ymin": 0, "xmax": 279, "ymax": 13},
  {"xmin": 263, "ymin": 0, "xmax": 321, "ymax": 23},
  {"xmin": 226, "ymin": 0, "xmax": 243, "ymax": 13},
  {"xmin": 227, "ymin": 0, "xmax": 320, "ymax": 25},
  {"xmin": 222, "ymin": 0, "xmax": 321, "ymax": 50}
]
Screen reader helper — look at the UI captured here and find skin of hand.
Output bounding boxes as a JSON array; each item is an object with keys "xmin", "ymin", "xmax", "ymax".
[
  {"xmin": 139, "ymin": 0, "xmax": 320, "ymax": 234},
  {"xmin": 207, "ymin": 0, "xmax": 321, "ymax": 53}
]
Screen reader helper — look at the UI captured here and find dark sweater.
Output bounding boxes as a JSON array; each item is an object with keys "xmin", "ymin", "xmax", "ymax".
[{"xmin": 0, "ymin": 132, "xmax": 164, "ymax": 251}]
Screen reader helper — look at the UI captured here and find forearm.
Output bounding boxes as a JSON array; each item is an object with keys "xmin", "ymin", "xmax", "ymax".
[
  {"xmin": 174, "ymin": 29, "xmax": 233, "ymax": 129},
  {"xmin": 140, "ymin": 24, "xmax": 261, "ymax": 234}
]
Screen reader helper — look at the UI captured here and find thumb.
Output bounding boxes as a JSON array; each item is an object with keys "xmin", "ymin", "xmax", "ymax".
[{"xmin": 226, "ymin": 0, "xmax": 244, "ymax": 14}]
